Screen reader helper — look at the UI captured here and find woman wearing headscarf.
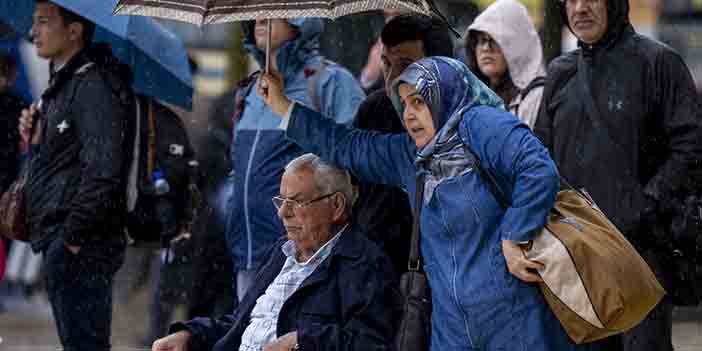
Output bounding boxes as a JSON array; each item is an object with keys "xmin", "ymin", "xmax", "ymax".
[
  {"xmin": 258, "ymin": 57, "xmax": 581, "ymax": 350},
  {"xmin": 464, "ymin": 0, "xmax": 546, "ymax": 128}
]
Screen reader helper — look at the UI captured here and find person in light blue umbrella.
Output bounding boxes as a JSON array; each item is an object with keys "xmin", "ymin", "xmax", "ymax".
[
  {"xmin": 224, "ymin": 18, "xmax": 365, "ymax": 302},
  {"xmin": 258, "ymin": 57, "xmax": 585, "ymax": 350},
  {"xmin": 18, "ymin": 2, "xmax": 135, "ymax": 350}
]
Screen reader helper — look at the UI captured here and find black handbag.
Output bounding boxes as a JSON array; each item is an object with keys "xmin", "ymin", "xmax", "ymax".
[{"xmin": 394, "ymin": 172, "xmax": 432, "ymax": 351}]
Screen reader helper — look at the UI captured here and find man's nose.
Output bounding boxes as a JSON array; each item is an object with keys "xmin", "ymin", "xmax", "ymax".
[
  {"xmin": 277, "ymin": 202, "xmax": 292, "ymax": 219},
  {"xmin": 573, "ymin": 0, "xmax": 590, "ymax": 13},
  {"xmin": 404, "ymin": 110, "xmax": 416, "ymax": 122}
]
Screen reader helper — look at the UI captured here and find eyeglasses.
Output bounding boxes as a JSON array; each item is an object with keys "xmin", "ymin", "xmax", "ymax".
[
  {"xmin": 272, "ymin": 192, "xmax": 337, "ymax": 211},
  {"xmin": 475, "ymin": 33, "xmax": 498, "ymax": 50}
]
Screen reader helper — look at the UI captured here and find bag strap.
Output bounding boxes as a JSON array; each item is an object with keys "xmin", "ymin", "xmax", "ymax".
[
  {"xmin": 146, "ymin": 99, "xmax": 156, "ymax": 183},
  {"xmin": 516, "ymin": 76, "xmax": 546, "ymax": 116},
  {"xmin": 408, "ymin": 172, "xmax": 426, "ymax": 272},
  {"xmin": 461, "ymin": 143, "xmax": 593, "ymax": 210},
  {"xmin": 231, "ymin": 71, "xmax": 261, "ymax": 128}
]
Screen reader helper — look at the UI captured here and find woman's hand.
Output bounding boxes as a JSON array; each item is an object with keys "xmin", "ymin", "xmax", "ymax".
[
  {"xmin": 258, "ymin": 71, "xmax": 292, "ymax": 116},
  {"xmin": 502, "ymin": 240, "xmax": 543, "ymax": 283}
]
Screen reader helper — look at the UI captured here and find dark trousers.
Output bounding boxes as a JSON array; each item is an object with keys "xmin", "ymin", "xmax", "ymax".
[
  {"xmin": 43, "ymin": 238, "xmax": 124, "ymax": 351},
  {"xmin": 585, "ymin": 249, "xmax": 674, "ymax": 351}
]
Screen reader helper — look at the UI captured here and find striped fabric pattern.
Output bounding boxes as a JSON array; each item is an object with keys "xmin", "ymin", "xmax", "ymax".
[{"xmin": 114, "ymin": 0, "xmax": 431, "ymax": 25}]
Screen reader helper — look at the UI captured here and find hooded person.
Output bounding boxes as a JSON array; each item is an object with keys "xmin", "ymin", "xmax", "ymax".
[
  {"xmin": 258, "ymin": 56, "xmax": 586, "ymax": 350},
  {"xmin": 464, "ymin": 0, "xmax": 545, "ymax": 128},
  {"xmin": 225, "ymin": 18, "xmax": 365, "ymax": 301},
  {"xmin": 535, "ymin": 1, "xmax": 702, "ymax": 350}
]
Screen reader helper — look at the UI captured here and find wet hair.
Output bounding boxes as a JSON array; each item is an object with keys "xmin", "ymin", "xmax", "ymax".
[
  {"xmin": 285, "ymin": 153, "xmax": 356, "ymax": 215},
  {"xmin": 36, "ymin": 0, "xmax": 95, "ymax": 45},
  {"xmin": 0, "ymin": 52, "xmax": 17, "ymax": 76},
  {"xmin": 381, "ymin": 14, "xmax": 453, "ymax": 58}
]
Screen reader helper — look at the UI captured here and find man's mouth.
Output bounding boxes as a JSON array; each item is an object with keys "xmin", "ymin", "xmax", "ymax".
[
  {"xmin": 574, "ymin": 19, "xmax": 595, "ymax": 28},
  {"xmin": 285, "ymin": 226, "xmax": 302, "ymax": 233}
]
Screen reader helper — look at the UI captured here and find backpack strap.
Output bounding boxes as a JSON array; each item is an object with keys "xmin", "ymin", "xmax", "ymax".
[
  {"xmin": 231, "ymin": 71, "xmax": 261, "ymax": 128},
  {"xmin": 146, "ymin": 99, "xmax": 156, "ymax": 183},
  {"xmin": 516, "ymin": 76, "xmax": 546, "ymax": 116}
]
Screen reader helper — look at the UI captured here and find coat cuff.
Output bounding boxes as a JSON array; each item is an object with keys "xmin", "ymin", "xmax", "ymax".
[
  {"xmin": 499, "ymin": 207, "xmax": 543, "ymax": 242},
  {"xmin": 169, "ymin": 321, "xmax": 208, "ymax": 351}
]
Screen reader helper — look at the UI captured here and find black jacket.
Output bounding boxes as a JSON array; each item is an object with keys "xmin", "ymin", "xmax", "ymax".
[
  {"xmin": 25, "ymin": 45, "xmax": 135, "ymax": 252},
  {"xmin": 0, "ymin": 91, "xmax": 25, "ymax": 193},
  {"xmin": 352, "ymin": 89, "xmax": 413, "ymax": 274},
  {"xmin": 535, "ymin": 0, "xmax": 702, "ymax": 242},
  {"xmin": 172, "ymin": 222, "xmax": 399, "ymax": 351}
]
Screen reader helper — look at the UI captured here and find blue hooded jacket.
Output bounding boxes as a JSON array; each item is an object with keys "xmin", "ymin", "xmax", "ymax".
[
  {"xmin": 281, "ymin": 57, "xmax": 583, "ymax": 350},
  {"xmin": 226, "ymin": 18, "xmax": 365, "ymax": 270}
]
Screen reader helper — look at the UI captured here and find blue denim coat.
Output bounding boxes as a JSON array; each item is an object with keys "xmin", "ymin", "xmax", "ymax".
[{"xmin": 281, "ymin": 58, "xmax": 583, "ymax": 350}]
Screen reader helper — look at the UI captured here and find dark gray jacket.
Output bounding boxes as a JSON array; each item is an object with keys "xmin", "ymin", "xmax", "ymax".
[
  {"xmin": 25, "ymin": 45, "xmax": 135, "ymax": 252},
  {"xmin": 535, "ymin": 0, "xmax": 702, "ymax": 244}
]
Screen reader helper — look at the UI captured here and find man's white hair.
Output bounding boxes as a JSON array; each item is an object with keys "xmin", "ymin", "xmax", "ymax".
[{"xmin": 285, "ymin": 153, "xmax": 357, "ymax": 212}]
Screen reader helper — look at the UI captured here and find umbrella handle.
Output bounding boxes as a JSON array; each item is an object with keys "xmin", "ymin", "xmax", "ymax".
[{"xmin": 265, "ymin": 19, "xmax": 272, "ymax": 73}]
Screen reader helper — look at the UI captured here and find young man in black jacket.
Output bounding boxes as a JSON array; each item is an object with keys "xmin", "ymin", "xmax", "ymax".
[
  {"xmin": 19, "ymin": 2, "xmax": 135, "ymax": 350},
  {"xmin": 352, "ymin": 14, "xmax": 453, "ymax": 274},
  {"xmin": 535, "ymin": 1, "xmax": 702, "ymax": 350}
]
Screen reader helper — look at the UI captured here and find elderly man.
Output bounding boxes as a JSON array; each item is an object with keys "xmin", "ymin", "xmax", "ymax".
[{"xmin": 152, "ymin": 153, "xmax": 398, "ymax": 351}]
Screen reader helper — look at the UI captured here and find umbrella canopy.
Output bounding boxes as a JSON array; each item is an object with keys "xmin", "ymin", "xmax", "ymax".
[
  {"xmin": 114, "ymin": 0, "xmax": 433, "ymax": 25},
  {"xmin": 0, "ymin": 0, "xmax": 193, "ymax": 110}
]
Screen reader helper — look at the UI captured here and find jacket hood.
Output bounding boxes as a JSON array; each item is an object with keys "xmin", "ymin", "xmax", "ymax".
[
  {"xmin": 560, "ymin": 0, "xmax": 631, "ymax": 48},
  {"xmin": 242, "ymin": 18, "xmax": 324, "ymax": 77},
  {"xmin": 466, "ymin": 0, "xmax": 545, "ymax": 90}
]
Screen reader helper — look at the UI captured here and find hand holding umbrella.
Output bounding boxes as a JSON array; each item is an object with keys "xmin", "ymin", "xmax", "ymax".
[{"xmin": 258, "ymin": 70, "xmax": 291, "ymax": 116}]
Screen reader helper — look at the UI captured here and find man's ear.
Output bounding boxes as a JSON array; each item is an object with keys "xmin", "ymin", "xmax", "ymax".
[
  {"xmin": 331, "ymin": 192, "xmax": 347, "ymax": 222},
  {"xmin": 67, "ymin": 22, "xmax": 84, "ymax": 43}
]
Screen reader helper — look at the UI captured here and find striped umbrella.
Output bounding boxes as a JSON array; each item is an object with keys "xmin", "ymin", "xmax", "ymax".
[
  {"xmin": 113, "ymin": 0, "xmax": 434, "ymax": 25},
  {"xmin": 113, "ymin": 0, "xmax": 451, "ymax": 72}
]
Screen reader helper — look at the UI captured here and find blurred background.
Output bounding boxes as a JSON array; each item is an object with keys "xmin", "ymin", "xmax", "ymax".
[{"xmin": 1, "ymin": 1, "xmax": 701, "ymax": 350}]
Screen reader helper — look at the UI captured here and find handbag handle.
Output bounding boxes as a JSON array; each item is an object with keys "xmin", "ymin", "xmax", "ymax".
[{"xmin": 408, "ymin": 172, "xmax": 426, "ymax": 272}]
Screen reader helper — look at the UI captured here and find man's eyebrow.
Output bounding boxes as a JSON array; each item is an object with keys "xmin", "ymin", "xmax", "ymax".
[{"xmin": 282, "ymin": 192, "xmax": 303, "ymax": 200}]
